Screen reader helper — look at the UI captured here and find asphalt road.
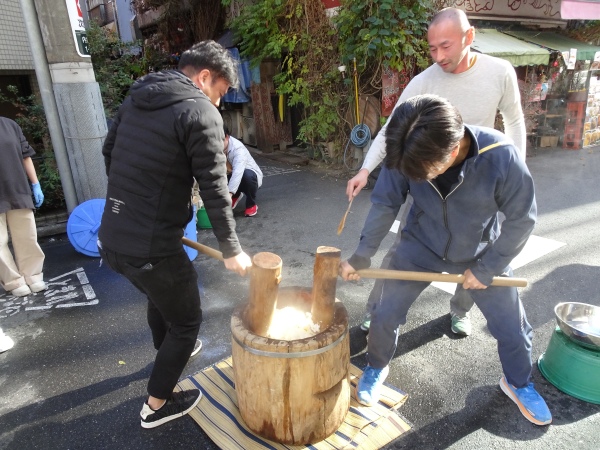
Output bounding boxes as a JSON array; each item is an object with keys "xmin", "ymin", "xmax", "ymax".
[{"xmin": 1, "ymin": 146, "xmax": 599, "ymax": 449}]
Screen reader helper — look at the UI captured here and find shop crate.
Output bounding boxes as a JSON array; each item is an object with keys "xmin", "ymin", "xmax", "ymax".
[{"xmin": 563, "ymin": 102, "xmax": 586, "ymax": 150}]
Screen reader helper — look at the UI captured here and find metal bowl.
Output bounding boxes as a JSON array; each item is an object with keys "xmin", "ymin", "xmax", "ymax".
[{"xmin": 554, "ymin": 302, "xmax": 600, "ymax": 350}]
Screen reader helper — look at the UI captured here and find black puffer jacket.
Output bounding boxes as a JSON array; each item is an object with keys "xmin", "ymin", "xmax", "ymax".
[{"xmin": 99, "ymin": 70, "xmax": 241, "ymax": 259}]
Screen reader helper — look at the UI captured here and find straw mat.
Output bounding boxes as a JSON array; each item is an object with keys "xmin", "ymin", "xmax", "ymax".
[{"xmin": 178, "ymin": 357, "xmax": 411, "ymax": 449}]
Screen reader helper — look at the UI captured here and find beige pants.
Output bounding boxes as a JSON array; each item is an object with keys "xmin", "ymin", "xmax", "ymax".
[{"xmin": 0, "ymin": 209, "xmax": 45, "ymax": 292}]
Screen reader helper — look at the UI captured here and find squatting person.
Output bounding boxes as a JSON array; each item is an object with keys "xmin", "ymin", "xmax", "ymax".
[{"xmin": 223, "ymin": 124, "xmax": 263, "ymax": 217}]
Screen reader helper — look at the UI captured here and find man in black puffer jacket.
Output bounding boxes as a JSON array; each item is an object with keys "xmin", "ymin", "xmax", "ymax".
[{"xmin": 98, "ymin": 40, "xmax": 252, "ymax": 429}]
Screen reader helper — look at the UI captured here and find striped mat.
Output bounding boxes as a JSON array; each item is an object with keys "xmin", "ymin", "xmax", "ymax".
[{"xmin": 178, "ymin": 357, "xmax": 411, "ymax": 449}]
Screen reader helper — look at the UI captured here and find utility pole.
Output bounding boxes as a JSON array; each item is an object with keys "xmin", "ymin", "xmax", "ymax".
[{"xmin": 19, "ymin": 0, "xmax": 108, "ymax": 211}]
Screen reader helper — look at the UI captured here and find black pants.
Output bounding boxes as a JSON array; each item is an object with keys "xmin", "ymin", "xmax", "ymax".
[
  {"xmin": 230, "ymin": 169, "xmax": 259, "ymax": 209},
  {"xmin": 99, "ymin": 245, "xmax": 202, "ymax": 399}
]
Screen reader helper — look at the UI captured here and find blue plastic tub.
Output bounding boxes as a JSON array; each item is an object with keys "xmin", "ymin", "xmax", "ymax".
[{"xmin": 67, "ymin": 199, "xmax": 106, "ymax": 257}]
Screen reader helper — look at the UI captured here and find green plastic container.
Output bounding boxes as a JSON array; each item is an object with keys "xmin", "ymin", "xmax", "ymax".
[
  {"xmin": 538, "ymin": 327, "xmax": 600, "ymax": 404},
  {"xmin": 197, "ymin": 206, "xmax": 212, "ymax": 229}
]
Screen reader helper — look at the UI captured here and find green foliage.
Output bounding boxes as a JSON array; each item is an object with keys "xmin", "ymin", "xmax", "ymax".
[
  {"xmin": 35, "ymin": 153, "xmax": 65, "ymax": 211},
  {"xmin": 228, "ymin": 0, "xmax": 290, "ymax": 64},
  {"xmin": 0, "ymin": 86, "xmax": 65, "ymax": 211},
  {"xmin": 223, "ymin": 0, "xmax": 440, "ymax": 155},
  {"xmin": 227, "ymin": 0, "xmax": 343, "ymax": 146},
  {"xmin": 87, "ymin": 21, "xmax": 151, "ymax": 118},
  {"xmin": 333, "ymin": 0, "xmax": 433, "ymax": 73},
  {"xmin": 295, "ymin": 91, "xmax": 341, "ymax": 146}
]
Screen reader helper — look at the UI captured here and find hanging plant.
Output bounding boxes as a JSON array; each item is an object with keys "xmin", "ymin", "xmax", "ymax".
[{"xmin": 225, "ymin": 0, "xmax": 345, "ymax": 148}]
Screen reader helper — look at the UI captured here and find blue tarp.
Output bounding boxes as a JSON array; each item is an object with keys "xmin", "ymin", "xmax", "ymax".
[{"xmin": 223, "ymin": 47, "xmax": 252, "ymax": 103}]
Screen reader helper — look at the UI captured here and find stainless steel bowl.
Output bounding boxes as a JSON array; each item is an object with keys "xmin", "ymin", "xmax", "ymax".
[{"xmin": 554, "ymin": 302, "xmax": 600, "ymax": 350}]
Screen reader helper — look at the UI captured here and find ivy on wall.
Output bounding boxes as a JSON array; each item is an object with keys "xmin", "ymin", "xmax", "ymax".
[
  {"xmin": 87, "ymin": 22, "xmax": 149, "ymax": 118},
  {"xmin": 224, "ymin": 0, "xmax": 344, "ymax": 149},
  {"xmin": 334, "ymin": 0, "xmax": 435, "ymax": 88},
  {"xmin": 223, "ymin": 0, "xmax": 443, "ymax": 158}
]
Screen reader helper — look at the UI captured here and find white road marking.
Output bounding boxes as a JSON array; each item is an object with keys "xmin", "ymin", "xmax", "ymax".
[
  {"xmin": 82, "ymin": 284, "xmax": 96, "ymax": 300},
  {"xmin": 77, "ymin": 271, "xmax": 89, "ymax": 284},
  {"xmin": 260, "ymin": 165, "xmax": 301, "ymax": 177},
  {"xmin": 432, "ymin": 236, "xmax": 566, "ymax": 293},
  {"xmin": 49, "ymin": 268, "xmax": 85, "ymax": 280},
  {"xmin": 23, "ymin": 305, "xmax": 51, "ymax": 311},
  {"xmin": 388, "ymin": 221, "xmax": 566, "ymax": 294},
  {"xmin": 0, "ymin": 267, "xmax": 98, "ymax": 318},
  {"xmin": 56, "ymin": 300, "xmax": 99, "ymax": 308}
]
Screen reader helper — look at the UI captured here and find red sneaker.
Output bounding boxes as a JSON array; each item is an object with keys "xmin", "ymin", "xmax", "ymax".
[
  {"xmin": 244, "ymin": 205, "xmax": 258, "ymax": 217},
  {"xmin": 231, "ymin": 192, "xmax": 244, "ymax": 209}
]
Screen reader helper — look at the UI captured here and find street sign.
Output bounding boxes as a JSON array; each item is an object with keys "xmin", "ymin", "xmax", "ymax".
[{"xmin": 65, "ymin": 0, "xmax": 90, "ymax": 57}]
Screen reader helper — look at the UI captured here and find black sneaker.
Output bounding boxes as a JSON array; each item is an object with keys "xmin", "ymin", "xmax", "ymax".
[{"xmin": 140, "ymin": 389, "xmax": 202, "ymax": 429}]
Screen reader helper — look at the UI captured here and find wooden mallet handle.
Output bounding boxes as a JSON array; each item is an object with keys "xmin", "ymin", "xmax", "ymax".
[
  {"xmin": 182, "ymin": 237, "xmax": 224, "ymax": 261},
  {"xmin": 355, "ymin": 268, "xmax": 527, "ymax": 287}
]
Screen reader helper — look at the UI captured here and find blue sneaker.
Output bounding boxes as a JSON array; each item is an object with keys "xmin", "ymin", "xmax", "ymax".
[
  {"xmin": 499, "ymin": 376, "xmax": 552, "ymax": 426},
  {"xmin": 356, "ymin": 365, "xmax": 389, "ymax": 406}
]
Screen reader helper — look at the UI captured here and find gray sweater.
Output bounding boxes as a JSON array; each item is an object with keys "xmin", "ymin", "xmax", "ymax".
[{"xmin": 362, "ymin": 54, "xmax": 526, "ymax": 172}]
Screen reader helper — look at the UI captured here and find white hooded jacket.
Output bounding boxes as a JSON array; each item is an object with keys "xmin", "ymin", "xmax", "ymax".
[{"xmin": 226, "ymin": 136, "xmax": 263, "ymax": 194}]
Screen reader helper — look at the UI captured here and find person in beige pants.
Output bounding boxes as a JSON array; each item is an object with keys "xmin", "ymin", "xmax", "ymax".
[{"xmin": 0, "ymin": 116, "xmax": 46, "ymax": 297}]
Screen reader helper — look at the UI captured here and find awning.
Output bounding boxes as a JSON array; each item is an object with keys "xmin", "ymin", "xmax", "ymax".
[
  {"xmin": 472, "ymin": 28, "xmax": 550, "ymax": 66},
  {"xmin": 505, "ymin": 30, "xmax": 600, "ymax": 62},
  {"xmin": 561, "ymin": 0, "xmax": 600, "ymax": 20}
]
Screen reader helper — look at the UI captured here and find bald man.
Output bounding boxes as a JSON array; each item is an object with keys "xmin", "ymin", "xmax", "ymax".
[{"xmin": 347, "ymin": 8, "xmax": 526, "ymax": 336}]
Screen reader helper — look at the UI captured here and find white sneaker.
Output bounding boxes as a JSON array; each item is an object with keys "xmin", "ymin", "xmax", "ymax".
[
  {"xmin": 0, "ymin": 329, "xmax": 14, "ymax": 353},
  {"xmin": 231, "ymin": 192, "xmax": 245, "ymax": 209},
  {"xmin": 29, "ymin": 281, "xmax": 48, "ymax": 293},
  {"xmin": 190, "ymin": 339, "xmax": 202, "ymax": 358},
  {"xmin": 450, "ymin": 313, "xmax": 472, "ymax": 336},
  {"xmin": 11, "ymin": 285, "xmax": 31, "ymax": 297}
]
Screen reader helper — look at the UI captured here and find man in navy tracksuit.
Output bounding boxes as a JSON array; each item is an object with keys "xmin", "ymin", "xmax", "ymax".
[{"xmin": 340, "ymin": 94, "xmax": 551, "ymax": 426}]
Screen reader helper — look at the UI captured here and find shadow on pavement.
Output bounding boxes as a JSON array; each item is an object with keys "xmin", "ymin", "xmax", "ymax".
[
  {"xmin": 391, "ymin": 378, "xmax": 600, "ymax": 449},
  {"xmin": 522, "ymin": 263, "xmax": 600, "ymax": 329},
  {"xmin": 350, "ymin": 314, "xmax": 461, "ymax": 361},
  {"xmin": 0, "ymin": 363, "xmax": 152, "ymax": 449}
]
